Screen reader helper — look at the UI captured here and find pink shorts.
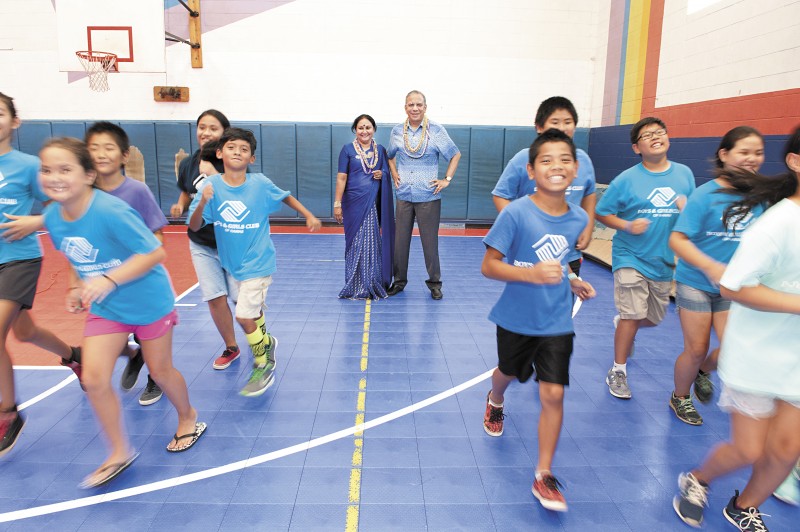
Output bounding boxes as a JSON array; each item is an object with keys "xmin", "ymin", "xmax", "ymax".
[{"xmin": 84, "ymin": 309, "xmax": 179, "ymax": 341}]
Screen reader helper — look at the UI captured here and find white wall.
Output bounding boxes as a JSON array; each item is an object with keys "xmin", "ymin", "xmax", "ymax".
[{"xmin": 0, "ymin": 0, "xmax": 607, "ymax": 126}]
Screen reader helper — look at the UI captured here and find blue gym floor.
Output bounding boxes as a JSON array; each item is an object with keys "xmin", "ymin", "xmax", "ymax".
[{"xmin": 1, "ymin": 234, "xmax": 797, "ymax": 531}]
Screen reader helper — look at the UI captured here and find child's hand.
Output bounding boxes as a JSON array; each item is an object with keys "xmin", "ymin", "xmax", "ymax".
[
  {"xmin": 306, "ymin": 215, "xmax": 322, "ymax": 232},
  {"xmin": 0, "ymin": 214, "xmax": 42, "ymax": 242},
  {"xmin": 703, "ymin": 261, "xmax": 726, "ymax": 288},
  {"xmin": 576, "ymin": 225, "xmax": 593, "ymax": 250},
  {"xmin": 66, "ymin": 287, "xmax": 85, "ymax": 313},
  {"xmin": 526, "ymin": 261, "xmax": 563, "ymax": 285},
  {"xmin": 169, "ymin": 203, "xmax": 184, "ymax": 218},
  {"xmin": 626, "ymin": 218, "xmax": 650, "ymax": 235},
  {"xmin": 81, "ymin": 275, "xmax": 117, "ymax": 305},
  {"xmin": 201, "ymin": 184, "xmax": 214, "ymax": 202},
  {"xmin": 570, "ymin": 279, "xmax": 596, "ymax": 300}
]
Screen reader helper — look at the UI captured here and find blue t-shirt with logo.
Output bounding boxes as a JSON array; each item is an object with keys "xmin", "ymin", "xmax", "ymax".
[
  {"xmin": 673, "ymin": 180, "xmax": 763, "ymax": 293},
  {"xmin": 484, "ymin": 197, "xmax": 588, "ymax": 336},
  {"xmin": 0, "ymin": 150, "xmax": 48, "ymax": 264},
  {"xmin": 492, "ymin": 147, "xmax": 596, "ymax": 262},
  {"xmin": 43, "ymin": 191, "xmax": 174, "ymax": 324},
  {"xmin": 192, "ymin": 173, "xmax": 290, "ymax": 281},
  {"xmin": 596, "ymin": 161, "xmax": 696, "ymax": 281}
]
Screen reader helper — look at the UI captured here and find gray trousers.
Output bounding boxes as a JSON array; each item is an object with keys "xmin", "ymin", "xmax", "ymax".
[{"xmin": 393, "ymin": 199, "xmax": 441, "ymax": 289}]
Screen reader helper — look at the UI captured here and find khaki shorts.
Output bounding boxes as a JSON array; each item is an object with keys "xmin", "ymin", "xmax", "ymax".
[
  {"xmin": 231, "ymin": 275, "xmax": 272, "ymax": 319},
  {"xmin": 613, "ymin": 268, "xmax": 671, "ymax": 324}
]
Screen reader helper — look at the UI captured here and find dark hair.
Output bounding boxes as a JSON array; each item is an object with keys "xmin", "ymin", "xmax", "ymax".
[
  {"xmin": 528, "ymin": 128, "xmax": 576, "ymax": 165},
  {"xmin": 40, "ymin": 137, "xmax": 95, "ymax": 174},
  {"xmin": 218, "ymin": 127, "xmax": 257, "ymax": 153},
  {"xmin": 351, "ymin": 114, "xmax": 376, "ymax": 133},
  {"xmin": 405, "ymin": 90, "xmax": 426, "ymax": 105},
  {"xmin": 199, "ymin": 140, "xmax": 225, "ymax": 173},
  {"xmin": 0, "ymin": 92, "xmax": 17, "ymax": 119},
  {"xmin": 196, "ymin": 109, "xmax": 230, "ymax": 129},
  {"xmin": 713, "ymin": 126, "xmax": 763, "ymax": 169},
  {"xmin": 630, "ymin": 117, "xmax": 667, "ymax": 144},
  {"xmin": 85, "ymin": 121, "xmax": 130, "ymax": 153},
  {"xmin": 534, "ymin": 96, "xmax": 578, "ymax": 128},
  {"xmin": 721, "ymin": 126, "xmax": 800, "ymax": 229}
]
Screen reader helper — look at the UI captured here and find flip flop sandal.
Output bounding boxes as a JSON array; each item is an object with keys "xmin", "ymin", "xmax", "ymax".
[
  {"xmin": 167, "ymin": 421, "xmax": 207, "ymax": 452},
  {"xmin": 79, "ymin": 452, "xmax": 140, "ymax": 489}
]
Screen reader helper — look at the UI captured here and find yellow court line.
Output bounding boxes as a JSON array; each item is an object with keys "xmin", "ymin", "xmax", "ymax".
[{"xmin": 345, "ymin": 300, "xmax": 371, "ymax": 531}]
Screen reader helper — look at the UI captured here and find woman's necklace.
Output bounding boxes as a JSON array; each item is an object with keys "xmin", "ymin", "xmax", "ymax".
[
  {"xmin": 353, "ymin": 138, "xmax": 379, "ymax": 174},
  {"xmin": 403, "ymin": 116, "xmax": 429, "ymax": 158}
]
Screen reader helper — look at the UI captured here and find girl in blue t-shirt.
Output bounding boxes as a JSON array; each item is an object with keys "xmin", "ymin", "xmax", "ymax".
[
  {"xmin": 0, "ymin": 93, "xmax": 82, "ymax": 457},
  {"xmin": 668, "ymin": 127, "xmax": 764, "ymax": 426},
  {"xmin": 38, "ymin": 137, "xmax": 205, "ymax": 488},
  {"xmin": 673, "ymin": 127, "xmax": 800, "ymax": 531}
]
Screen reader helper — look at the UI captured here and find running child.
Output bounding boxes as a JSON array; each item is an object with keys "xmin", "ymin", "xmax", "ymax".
[
  {"xmin": 0, "ymin": 94, "xmax": 81, "ymax": 456},
  {"xmin": 595, "ymin": 117, "xmax": 696, "ymax": 399},
  {"xmin": 39, "ymin": 137, "xmax": 204, "ymax": 488},
  {"xmin": 481, "ymin": 129, "xmax": 596, "ymax": 512},
  {"xmin": 188, "ymin": 127, "xmax": 321, "ymax": 396},
  {"xmin": 84, "ymin": 121, "xmax": 169, "ymax": 405},
  {"xmin": 668, "ymin": 127, "xmax": 765, "ymax": 425},
  {"xmin": 674, "ymin": 126, "xmax": 800, "ymax": 531},
  {"xmin": 492, "ymin": 96, "xmax": 597, "ymax": 276}
]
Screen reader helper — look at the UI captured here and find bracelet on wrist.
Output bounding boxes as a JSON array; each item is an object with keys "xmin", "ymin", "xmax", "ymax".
[
  {"xmin": 102, "ymin": 274, "xmax": 119, "ymax": 289},
  {"xmin": 567, "ymin": 272, "xmax": 579, "ymax": 281},
  {"xmin": 68, "ymin": 286, "xmax": 80, "ymax": 291},
  {"xmin": 333, "ymin": 200, "xmax": 342, "ymax": 208}
]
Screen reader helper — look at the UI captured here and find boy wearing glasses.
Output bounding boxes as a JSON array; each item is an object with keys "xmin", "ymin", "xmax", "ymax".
[{"xmin": 595, "ymin": 118, "xmax": 695, "ymax": 399}]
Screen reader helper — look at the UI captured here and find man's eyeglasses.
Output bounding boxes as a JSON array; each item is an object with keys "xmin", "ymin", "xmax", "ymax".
[{"xmin": 637, "ymin": 128, "xmax": 667, "ymax": 142}]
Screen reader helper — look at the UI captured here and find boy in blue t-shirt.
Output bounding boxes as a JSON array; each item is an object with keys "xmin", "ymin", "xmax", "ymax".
[
  {"xmin": 482, "ymin": 129, "xmax": 596, "ymax": 513},
  {"xmin": 491, "ymin": 96, "xmax": 597, "ymax": 276},
  {"xmin": 189, "ymin": 128, "xmax": 321, "ymax": 397},
  {"xmin": 595, "ymin": 117, "xmax": 696, "ymax": 400}
]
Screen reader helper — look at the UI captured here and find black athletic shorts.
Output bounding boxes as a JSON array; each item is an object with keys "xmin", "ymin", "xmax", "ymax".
[
  {"xmin": 496, "ymin": 325, "xmax": 574, "ymax": 385},
  {"xmin": 0, "ymin": 258, "xmax": 42, "ymax": 310}
]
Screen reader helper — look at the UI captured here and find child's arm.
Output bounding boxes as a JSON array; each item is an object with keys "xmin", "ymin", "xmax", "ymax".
[
  {"xmin": 170, "ymin": 191, "xmax": 192, "ymax": 218},
  {"xmin": 720, "ymin": 284, "xmax": 800, "ymax": 315},
  {"xmin": 80, "ymin": 247, "xmax": 167, "ymax": 306},
  {"xmin": 283, "ymin": 195, "xmax": 321, "ymax": 232},
  {"xmin": 481, "ymin": 246, "xmax": 563, "ymax": 285},
  {"xmin": 0, "ymin": 214, "xmax": 45, "ymax": 241},
  {"xmin": 188, "ymin": 184, "xmax": 213, "ymax": 232},
  {"xmin": 669, "ymin": 231, "xmax": 725, "ymax": 286},
  {"xmin": 596, "ymin": 213, "xmax": 649, "ymax": 235},
  {"xmin": 66, "ymin": 267, "xmax": 84, "ymax": 313},
  {"xmin": 569, "ymin": 276, "xmax": 596, "ymax": 301},
  {"xmin": 152, "ymin": 229, "xmax": 164, "ymax": 243}
]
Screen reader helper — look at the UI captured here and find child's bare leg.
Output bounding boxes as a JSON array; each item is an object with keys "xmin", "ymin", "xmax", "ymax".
[
  {"xmin": 488, "ymin": 367, "xmax": 515, "ymax": 404},
  {"xmin": 738, "ymin": 401, "xmax": 800, "ymax": 508},
  {"xmin": 692, "ymin": 411, "xmax": 768, "ymax": 484},
  {"xmin": 139, "ymin": 329, "xmax": 197, "ymax": 443},
  {"xmin": 208, "ymin": 295, "xmax": 237, "ymax": 347},
  {"xmin": 0, "ymin": 300, "xmax": 22, "ymax": 411},
  {"xmin": 82, "ymin": 332, "xmax": 134, "ymax": 478},
  {"xmin": 11, "ymin": 310, "xmax": 72, "ymax": 361},
  {"xmin": 673, "ymin": 309, "xmax": 712, "ymax": 396},
  {"xmin": 537, "ymin": 381, "xmax": 565, "ymax": 473},
  {"xmin": 614, "ymin": 318, "xmax": 654, "ymax": 364}
]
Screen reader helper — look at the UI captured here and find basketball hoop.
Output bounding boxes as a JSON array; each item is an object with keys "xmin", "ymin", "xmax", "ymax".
[{"xmin": 75, "ymin": 51, "xmax": 118, "ymax": 92}]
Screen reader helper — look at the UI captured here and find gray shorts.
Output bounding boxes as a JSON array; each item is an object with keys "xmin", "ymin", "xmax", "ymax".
[{"xmin": 613, "ymin": 268, "xmax": 671, "ymax": 324}]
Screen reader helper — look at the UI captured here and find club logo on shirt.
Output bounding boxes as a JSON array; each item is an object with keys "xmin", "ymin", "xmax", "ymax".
[
  {"xmin": 533, "ymin": 234, "xmax": 570, "ymax": 263},
  {"xmin": 218, "ymin": 201, "xmax": 250, "ymax": 223},
  {"xmin": 724, "ymin": 211, "xmax": 754, "ymax": 234},
  {"xmin": 61, "ymin": 237, "xmax": 99, "ymax": 263},
  {"xmin": 648, "ymin": 187, "xmax": 678, "ymax": 208}
]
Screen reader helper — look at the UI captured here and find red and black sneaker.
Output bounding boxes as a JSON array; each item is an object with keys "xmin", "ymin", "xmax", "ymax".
[
  {"xmin": 61, "ymin": 346, "xmax": 84, "ymax": 391},
  {"xmin": 483, "ymin": 392, "xmax": 505, "ymax": 437},
  {"xmin": 0, "ymin": 410, "xmax": 25, "ymax": 457},
  {"xmin": 532, "ymin": 473, "xmax": 568, "ymax": 512},
  {"xmin": 213, "ymin": 346, "xmax": 241, "ymax": 370}
]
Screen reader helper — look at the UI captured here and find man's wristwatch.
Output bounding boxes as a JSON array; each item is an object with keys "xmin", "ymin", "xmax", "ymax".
[{"xmin": 445, "ymin": 176, "xmax": 452, "ymax": 182}]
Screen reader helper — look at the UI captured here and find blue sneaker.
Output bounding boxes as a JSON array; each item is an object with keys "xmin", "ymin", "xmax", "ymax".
[{"xmin": 773, "ymin": 466, "xmax": 799, "ymax": 506}]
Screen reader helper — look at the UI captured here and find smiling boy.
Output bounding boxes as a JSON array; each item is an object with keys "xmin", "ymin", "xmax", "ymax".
[
  {"xmin": 595, "ymin": 117, "xmax": 696, "ymax": 399},
  {"xmin": 481, "ymin": 129, "xmax": 596, "ymax": 512}
]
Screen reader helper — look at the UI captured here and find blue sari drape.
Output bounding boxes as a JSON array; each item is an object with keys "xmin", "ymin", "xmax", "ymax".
[{"xmin": 338, "ymin": 143, "xmax": 395, "ymax": 299}]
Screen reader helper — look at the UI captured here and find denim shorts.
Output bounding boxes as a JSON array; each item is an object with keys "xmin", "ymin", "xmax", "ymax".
[
  {"xmin": 189, "ymin": 240, "xmax": 235, "ymax": 302},
  {"xmin": 675, "ymin": 282, "xmax": 730, "ymax": 313}
]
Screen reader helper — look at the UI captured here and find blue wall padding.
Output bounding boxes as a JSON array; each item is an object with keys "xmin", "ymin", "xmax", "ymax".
[
  {"xmin": 261, "ymin": 123, "xmax": 298, "ymax": 218},
  {"xmin": 154, "ymin": 122, "xmax": 192, "ymax": 211},
  {"xmin": 123, "ymin": 122, "xmax": 160, "ymax": 208},
  {"xmin": 51, "ymin": 122, "xmax": 87, "ymax": 140},
  {"xmin": 468, "ymin": 127, "xmax": 506, "ymax": 220},
  {"xmin": 589, "ymin": 125, "xmax": 791, "ymax": 186},
  {"xmin": 439, "ymin": 126, "xmax": 470, "ymax": 219},
  {"xmin": 296, "ymin": 124, "xmax": 332, "ymax": 218}
]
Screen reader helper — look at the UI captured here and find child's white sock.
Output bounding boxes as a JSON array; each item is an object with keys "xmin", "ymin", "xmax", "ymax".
[{"xmin": 612, "ymin": 362, "xmax": 627, "ymax": 375}]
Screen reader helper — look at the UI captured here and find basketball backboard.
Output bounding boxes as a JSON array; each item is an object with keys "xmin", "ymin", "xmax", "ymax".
[{"xmin": 55, "ymin": 0, "xmax": 166, "ymax": 73}]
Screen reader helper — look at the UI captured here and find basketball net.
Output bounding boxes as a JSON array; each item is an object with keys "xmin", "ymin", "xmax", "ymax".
[{"xmin": 75, "ymin": 51, "xmax": 117, "ymax": 92}]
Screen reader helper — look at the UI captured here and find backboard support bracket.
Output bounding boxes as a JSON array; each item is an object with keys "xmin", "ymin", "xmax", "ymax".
[{"xmin": 166, "ymin": 0, "xmax": 203, "ymax": 68}]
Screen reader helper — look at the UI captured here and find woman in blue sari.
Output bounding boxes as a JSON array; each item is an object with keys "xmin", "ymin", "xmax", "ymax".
[{"xmin": 334, "ymin": 114, "xmax": 395, "ymax": 299}]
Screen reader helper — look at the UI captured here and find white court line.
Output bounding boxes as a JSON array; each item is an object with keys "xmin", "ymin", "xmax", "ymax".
[
  {"xmin": 0, "ymin": 369, "xmax": 494, "ymax": 523},
  {"xmin": 174, "ymin": 303, "xmax": 196, "ymax": 307}
]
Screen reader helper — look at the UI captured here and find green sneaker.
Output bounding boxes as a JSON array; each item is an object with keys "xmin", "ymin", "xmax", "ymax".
[
  {"xmin": 264, "ymin": 334, "xmax": 278, "ymax": 371},
  {"xmin": 693, "ymin": 370, "xmax": 714, "ymax": 404},
  {"xmin": 240, "ymin": 363, "xmax": 275, "ymax": 397},
  {"xmin": 670, "ymin": 393, "xmax": 703, "ymax": 425}
]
